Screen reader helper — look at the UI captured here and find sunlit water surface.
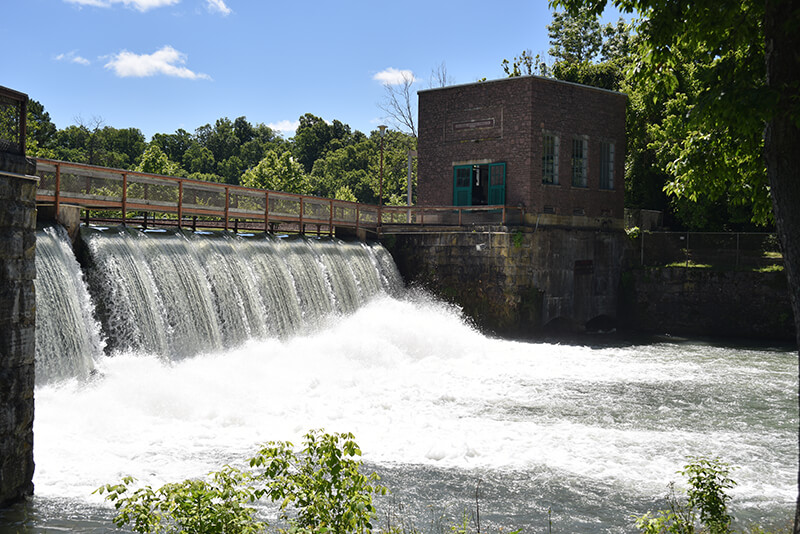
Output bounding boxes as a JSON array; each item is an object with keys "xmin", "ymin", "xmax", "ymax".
[{"xmin": 2, "ymin": 295, "xmax": 796, "ymax": 533}]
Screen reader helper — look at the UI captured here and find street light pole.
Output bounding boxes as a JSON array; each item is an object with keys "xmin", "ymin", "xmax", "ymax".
[
  {"xmin": 406, "ymin": 149, "xmax": 417, "ymax": 224},
  {"xmin": 378, "ymin": 125, "xmax": 387, "ymax": 208},
  {"xmin": 406, "ymin": 149, "xmax": 417, "ymax": 206}
]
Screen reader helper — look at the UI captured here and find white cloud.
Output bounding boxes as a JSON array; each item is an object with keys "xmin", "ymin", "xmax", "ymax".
[
  {"xmin": 267, "ymin": 120, "xmax": 300, "ymax": 136},
  {"xmin": 65, "ymin": 0, "xmax": 180, "ymax": 12},
  {"xmin": 373, "ymin": 67, "xmax": 417, "ymax": 85},
  {"xmin": 206, "ymin": 0, "xmax": 231, "ymax": 15},
  {"xmin": 104, "ymin": 45, "xmax": 211, "ymax": 80},
  {"xmin": 55, "ymin": 51, "xmax": 91, "ymax": 66}
]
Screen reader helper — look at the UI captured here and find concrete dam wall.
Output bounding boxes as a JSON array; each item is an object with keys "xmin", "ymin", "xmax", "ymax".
[
  {"xmin": 384, "ymin": 226, "xmax": 627, "ymax": 338},
  {"xmin": 383, "ymin": 226, "xmax": 795, "ymax": 341}
]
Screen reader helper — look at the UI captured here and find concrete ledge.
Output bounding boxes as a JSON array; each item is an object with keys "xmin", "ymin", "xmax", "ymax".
[{"xmin": 37, "ymin": 204, "xmax": 82, "ymax": 242}]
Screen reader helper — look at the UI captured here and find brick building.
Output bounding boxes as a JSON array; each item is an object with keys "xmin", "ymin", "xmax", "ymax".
[{"xmin": 417, "ymin": 75, "xmax": 626, "ymax": 225}]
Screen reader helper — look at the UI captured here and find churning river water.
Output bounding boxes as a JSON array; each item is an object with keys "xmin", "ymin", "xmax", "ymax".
[{"xmin": 0, "ymin": 228, "xmax": 795, "ymax": 532}]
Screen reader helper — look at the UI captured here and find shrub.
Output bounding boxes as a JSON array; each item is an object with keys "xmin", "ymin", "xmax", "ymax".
[
  {"xmin": 635, "ymin": 457, "xmax": 736, "ymax": 534},
  {"xmin": 96, "ymin": 430, "xmax": 385, "ymax": 534}
]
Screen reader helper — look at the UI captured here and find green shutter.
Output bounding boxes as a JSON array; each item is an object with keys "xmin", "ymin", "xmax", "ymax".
[
  {"xmin": 488, "ymin": 163, "xmax": 506, "ymax": 205},
  {"xmin": 453, "ymin": 165, "xmax": 472, "ymax": 206}
]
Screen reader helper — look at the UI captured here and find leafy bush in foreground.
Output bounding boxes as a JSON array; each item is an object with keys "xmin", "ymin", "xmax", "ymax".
[
  {"xmin": 96, "ymin": 429, "xmax": 385, "ymax": 534},
  {"xmin": 635, "ymin": 457, "xmax": 736, "ymax": 534}
]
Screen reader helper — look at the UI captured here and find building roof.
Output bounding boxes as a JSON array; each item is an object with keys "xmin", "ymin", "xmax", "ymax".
[{"xmin": 417, "ymin": 74, "xmax": 627, "ymax": 98}]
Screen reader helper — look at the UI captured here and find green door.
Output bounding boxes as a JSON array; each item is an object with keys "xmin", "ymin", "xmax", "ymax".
[
  {"xmin": 488, "ymin": 163, "xmax": 506, "ymax": 205},
  {"xmin": 453, "ymin": 165, "xmax": 472, "ymax": 206}
]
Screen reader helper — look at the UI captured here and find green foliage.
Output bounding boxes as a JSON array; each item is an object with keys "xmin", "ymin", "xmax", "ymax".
[
  {"xmin": 551, "ymin": 0, "xmax": 777, "ymax": 230},
  {"xmin": 293, "ymin": 113, "xmax": 355, "ymax": 174},
  {"xmin": 309, "ymin": 128, "xmax": 417, "ymax": 205},
  {"xmin": 25, "ymin": 99, "xmax": 58, "ymax": 156},
  {"xmin": 511, "ymin": 229, "xmax": 524, "ymax": 249},
  {"xmin": 626, "ymin": 226, "xmax": 641, "ymax": 239},
  {"xmin": 97, "ymin": 430, "xmax": 385, "ymax": 534},
  {"xmin": 241, "ymin": 150, "xmax": 310, "ymax": 194},
  {"xmin": 334, "ymin": 185, "xmax": 358, "ymax": 203},
  {"xmin": 635, "ymin": 457, "xmax": 736, "ymax": 534},
  {"xmin": 250, "ymin": 430, "xmax": 386, "ymax": 533},
  {"xmin": 96, "ymin": 467, "xmax": 265, "ymax": 534},
  {"xmin": 135, "ymin": 144, "xmax": 186, "ymax": 177},
  {"xmin": 502, "ymin": 50, "xmax": 550, "ymax": 77},
  {"xmin": 24, "ymin": 98, "xmax": 416, "ymax": 206},
  {"xmin": 682, "ymin": 458, "xmax": 736, "ymax": 532},
  {"xmin": 548, "ymin": 7, "xmax": 604, "ymax": 63}
]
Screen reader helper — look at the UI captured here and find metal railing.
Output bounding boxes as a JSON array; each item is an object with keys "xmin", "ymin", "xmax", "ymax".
[
  {"xmin": 634, "ymin": 231, "xmax": 783, "ymax": 270},
  {"xmin": 34, "ymin": 159, "xmax": 379, "ymax": 234},
  {"xmin": 379, "ymin": 205, "xmax": 524, "ymax": 227}
]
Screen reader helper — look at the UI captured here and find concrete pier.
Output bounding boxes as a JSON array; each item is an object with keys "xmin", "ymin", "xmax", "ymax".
[{"xmin": 0, "ymin": 157, "xmax": 37, "ymax": 506}]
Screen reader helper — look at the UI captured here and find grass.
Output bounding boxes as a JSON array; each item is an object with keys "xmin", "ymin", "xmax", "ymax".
[
  {"xmin": 664, "ymin": 261, "xmax": 714, "ymax": 269},
  {"xmin": 755, "ymin": 264, "xmax": 784, "ymax": 273}
]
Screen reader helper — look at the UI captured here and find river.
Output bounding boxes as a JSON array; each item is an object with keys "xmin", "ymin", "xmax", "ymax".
[
  {"xmin": 0, "ymin": 228, "xmax": 795, "ymax": 532},
  {"xmin": 2, "ymin": 294, "xmax": 795, "ymax": 533}
]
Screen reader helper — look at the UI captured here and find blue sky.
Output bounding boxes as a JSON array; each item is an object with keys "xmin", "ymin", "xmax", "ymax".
[{"xmin": 3, "ymin": 0, "xmax": 627, "ymax": 140}]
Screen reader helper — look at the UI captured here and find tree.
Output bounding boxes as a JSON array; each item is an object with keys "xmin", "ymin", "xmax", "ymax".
[
  {"xmin": 551, "ymin": 0, "xmax": 800, "ymax": 529},
  {"xmin": 309, "ymin": 128, "xmax": 417, "ymax": 205},
  {"xmin": 151, "ymin": 129, "xmax": 193, "ymax": 165},
  {"xmin": 135, "ymin": 144, "xmax": 185, "ymax": 176},
  {"xmin": 378, "ymin": 70, "xmax": 418, "ymax": 137},
  {"xmin": 182, "ymin": 144, "xmax": 217, "ymax": 177},
  {"xmin": 429, "ymin": 61, "xmax": 455, "ymax": 88},
  {"xmin": 310, "ymin": 136, "xmax": 376, "ymax": 203},
  {"xmin": 25, "ymin": 99, "xmax": 57, "ymax": 156},
  {"xmin": 502, "ymin": 49, "xmax": 548, "ymax": 77},
  {"xmin": 548, "ymin": 7, "xmax": 604, "ymax": 63},
  {"xmin": 240, "ymin": 150, "xmax": 309, "ymax": 194},
  {"xmin": 292, "ymin": 113, "xmax": 353, "ymax": 173},
  {"xmin": 97, "ymin": 126, "xmax": 146, "ymax": 169}
]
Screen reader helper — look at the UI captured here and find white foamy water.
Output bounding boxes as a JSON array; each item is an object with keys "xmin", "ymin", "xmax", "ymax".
[{"xmin": 30, "ymin": 294, "xmax": 796, "ymax": 532}]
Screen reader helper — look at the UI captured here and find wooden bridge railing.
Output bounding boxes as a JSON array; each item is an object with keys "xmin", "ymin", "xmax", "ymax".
[
  {"xmin": 34, "ymin": 158, "xmax": 379, "ymax": 234},
  {"xmin": 34, "ymin": 158, "xmax": 522, "ymax": 234}
]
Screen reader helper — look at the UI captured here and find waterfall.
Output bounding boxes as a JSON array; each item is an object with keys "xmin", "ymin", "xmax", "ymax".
[
  {"xmin": 74, "ymin": 226, "xmax": 402, "ymax": 360},
  {"xmin": 34, "ymin": 226, "xmax": 104, "ymax": 384}
]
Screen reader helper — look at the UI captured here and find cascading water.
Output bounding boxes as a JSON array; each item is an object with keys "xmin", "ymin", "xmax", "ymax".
[
  {"xmin": 80, "ymin": 227, "xmax": 400, "ymax": 358},
  {"xmin": 4, "ymin": 225, "xmax": 794, "ymax": 533},
  {"xmin": 34, "ymin": 226, "xmax": 104, "ymax": 384}
]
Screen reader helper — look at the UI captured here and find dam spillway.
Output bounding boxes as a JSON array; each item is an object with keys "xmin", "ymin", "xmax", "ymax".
[{"xmin": 34, "ymin": 225, "xmax": 402, "ymax": 382}]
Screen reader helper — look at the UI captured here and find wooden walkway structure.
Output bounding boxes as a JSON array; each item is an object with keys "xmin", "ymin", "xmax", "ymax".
[{"xmin": 34, "ymin": 158, "xmax": 523, "ymax": 235}]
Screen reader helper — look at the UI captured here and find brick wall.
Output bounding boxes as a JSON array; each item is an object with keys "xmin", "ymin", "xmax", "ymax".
[{"xmin": 417, "ymin": 76, "xmax": 626, "ymax": 220}]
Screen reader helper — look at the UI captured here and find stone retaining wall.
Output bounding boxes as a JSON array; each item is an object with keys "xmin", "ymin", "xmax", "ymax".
[
  {"xmin": 620, "ymin": 267, "xmax": 795, "ymax": 340},
  {"xmin": 0, "ymin": 159, "xmax": 37, "ymax": 506},
  {"xmin": 384, "ymin": 226, "xmax": 626, "ymax": 338},
  {"xmin": 384, "ymin": 228, "xmax": 794, "ymax": 341}
]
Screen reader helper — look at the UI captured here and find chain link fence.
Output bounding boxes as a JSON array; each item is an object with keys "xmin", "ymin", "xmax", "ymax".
[
  {"xmin": 633, "ymin": 231, "xmax": 782, "ymax": 270},
  {"xmin": 0, "ymin": 87, "xmax": 26, "ymax": 156}
]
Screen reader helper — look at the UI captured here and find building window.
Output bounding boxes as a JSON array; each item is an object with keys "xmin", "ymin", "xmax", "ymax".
[
  {"xmin": 571, "ymin": 138, "xmax": 588, "ymax": 187},
  {"xmin": 599, "ymin": 141, "xmax": 615, "ymax": 190},
  {"xmin": 542, "ymin": 134, "xmax": 559, "ymax": 184}
]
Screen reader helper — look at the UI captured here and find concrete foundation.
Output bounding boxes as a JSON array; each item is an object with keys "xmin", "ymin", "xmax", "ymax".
[{"xmin": 384, "ymin": 226, "xmax": 626, "ymax": 338}]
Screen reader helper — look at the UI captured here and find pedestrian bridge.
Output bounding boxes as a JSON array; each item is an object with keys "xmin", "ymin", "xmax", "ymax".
[{"xmin": 34, "ymin": 158, "xmax": 522, "ymax": 236}]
